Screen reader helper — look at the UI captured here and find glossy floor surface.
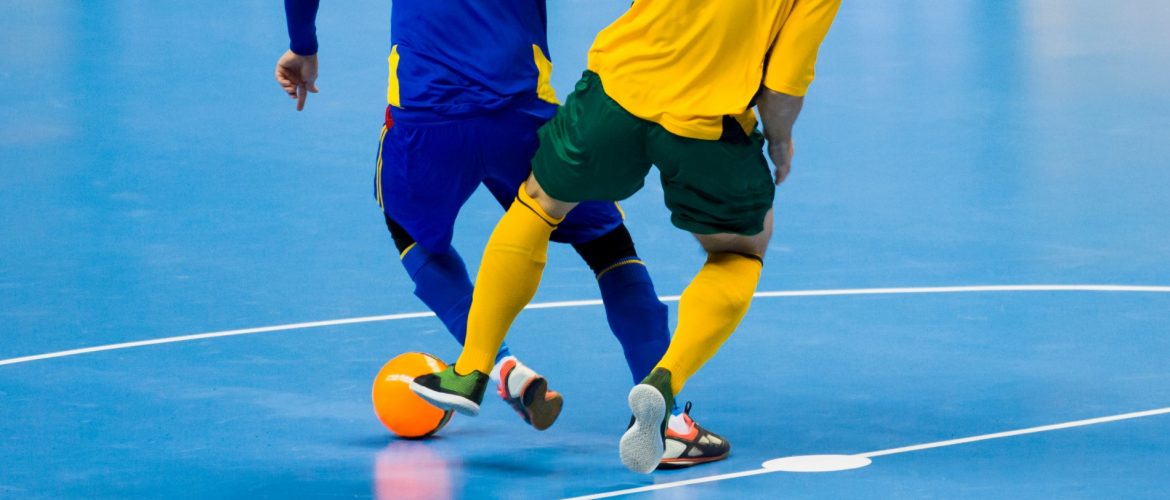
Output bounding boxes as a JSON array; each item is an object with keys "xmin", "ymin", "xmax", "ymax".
[{"xmin": 2, "ymin": 1, "xmax": 1169, "ymax": 498}]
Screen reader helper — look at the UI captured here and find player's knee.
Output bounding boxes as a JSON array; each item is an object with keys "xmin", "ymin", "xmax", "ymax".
[
  {"xmin": 524, "ymin": 172, "xmax": 576, "ymax": 219},
  {"xmin": 572, "ymin": 224, "xmax": 637, "ymax": 274},
  {"xmin": 695, "ymin": 234, "xmax": 764, "ymax": 257},
  {"xmin": 694, "ymin": 211, "xmax": 773, "ymax": 257}
]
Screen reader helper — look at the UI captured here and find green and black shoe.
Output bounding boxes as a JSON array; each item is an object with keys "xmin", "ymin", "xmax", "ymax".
[
  {"xmin": 410, "ymin": 365, "xmax": 488, "ymax": 416},
  {"xmin": 620, "ymin": 367, "xmax": 675, "ymax": 473}
]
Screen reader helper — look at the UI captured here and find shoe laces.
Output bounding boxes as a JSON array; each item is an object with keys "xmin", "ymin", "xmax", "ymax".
[{"xmin": 675, "ymin": 401, "xmax": 695, "ymax": 428}]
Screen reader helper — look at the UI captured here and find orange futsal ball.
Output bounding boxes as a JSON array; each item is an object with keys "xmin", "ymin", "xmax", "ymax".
[{"xmin": 372, "ymin": 352, "xmax": 454, "ymax": 439}]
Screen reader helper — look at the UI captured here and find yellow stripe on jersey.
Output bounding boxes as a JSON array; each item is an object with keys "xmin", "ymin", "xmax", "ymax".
[
  {"xmin": 387, "ymin": 45, "xmax": 401, "ymax": 107},
  {"xmin": 532, "ymin": 45, "xmax": 559, "ymax": 105},
  {"xmin": 586, "ymin": 0, "xmax": 840, "ymax": 140}
]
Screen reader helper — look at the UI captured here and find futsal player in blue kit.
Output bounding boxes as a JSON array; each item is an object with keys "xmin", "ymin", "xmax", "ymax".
[{"xmin": 275, "ymin": 0, "xmax": 729, "ymax": 467}]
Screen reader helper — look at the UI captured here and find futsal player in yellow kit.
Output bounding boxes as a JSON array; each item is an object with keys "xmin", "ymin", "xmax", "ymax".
[{"xmin": 411, "ymin": 0, "xmax": 841, "ymax": 472}]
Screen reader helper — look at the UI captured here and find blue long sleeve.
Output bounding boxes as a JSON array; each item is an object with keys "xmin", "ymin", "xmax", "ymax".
[{"xmin": 284, "ymin": 0, "xmax": 320, "ymax": 55}]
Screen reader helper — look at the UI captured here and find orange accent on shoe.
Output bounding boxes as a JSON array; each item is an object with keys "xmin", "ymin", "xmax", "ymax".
[
  {"xmin": 496, "ymin": 359, "xmax": 518, "ymax": 399},
  {"xmin": 496, "ymin": 359, "xmax": 564, "ymax": 430},
  {"xmin": 659, "ymin": 406, "xmax": 731, "ymax": 469},
  {"xmin": 665, "ymin": 413, "xmax": 699, "ymax": 441}
]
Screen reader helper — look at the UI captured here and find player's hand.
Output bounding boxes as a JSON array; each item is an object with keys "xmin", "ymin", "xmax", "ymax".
[
  {"xmin": 768, "ymin": 137, "xmax": 795, "ymax": 184},
  {"xmin": 275, "ymin": 50, "xmax": 319, "ymax": 111}
]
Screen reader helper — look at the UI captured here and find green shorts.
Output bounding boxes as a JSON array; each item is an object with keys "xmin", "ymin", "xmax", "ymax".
[{"xmin": 532, "ymin": 71, "xmax": 775, "ymax": 235}]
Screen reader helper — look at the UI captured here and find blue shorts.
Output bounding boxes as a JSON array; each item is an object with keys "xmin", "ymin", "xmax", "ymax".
[{"xmin": 375, "ymin": 105, "xmax": 624, "ymax": 253}]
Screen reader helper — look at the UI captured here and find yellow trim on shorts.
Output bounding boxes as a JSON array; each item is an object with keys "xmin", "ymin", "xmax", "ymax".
[
  {"xmin": 376, "ymin": 125, "xmax": 388, "ymax": 208},
  {"xmin": 613, "ymin": 202, "xmax": 626, "ymax": 220},
  {"xmin": 399, "ymin": 242, "xmax": 417, "ymax": 260}
]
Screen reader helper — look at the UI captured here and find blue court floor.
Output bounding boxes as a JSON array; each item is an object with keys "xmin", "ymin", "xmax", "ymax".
[{"xmin": 3, "ymin": 1, "xmax": 1170, "ymax": 498}]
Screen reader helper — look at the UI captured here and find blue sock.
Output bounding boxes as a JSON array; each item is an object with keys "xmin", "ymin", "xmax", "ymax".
[
  {"xmin": 400, "ymin": 244, "xmax": 511, "ymax": 362},
  {"xmin": 595, "ymin": 258, "xmax": 671, "ymax": 385}
]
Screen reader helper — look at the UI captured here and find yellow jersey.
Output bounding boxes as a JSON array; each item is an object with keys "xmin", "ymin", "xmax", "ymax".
[{"xmin": 587, "ymin": 0, "xmax": 840, "ymax": 140}]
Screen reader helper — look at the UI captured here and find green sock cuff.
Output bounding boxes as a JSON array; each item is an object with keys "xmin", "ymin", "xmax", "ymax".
[{"xmin": 643, "ymin": 367, "xmax": 676, "ymax": 432}]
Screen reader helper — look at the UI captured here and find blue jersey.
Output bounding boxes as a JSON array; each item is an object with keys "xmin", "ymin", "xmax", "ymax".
[
  {"xmin": 283, "ymin": 0, "xmax": 558, "ymax": 122},
  {"xmin": 388, "ymin": 0, "xmax": 559, "ymax": 121}
]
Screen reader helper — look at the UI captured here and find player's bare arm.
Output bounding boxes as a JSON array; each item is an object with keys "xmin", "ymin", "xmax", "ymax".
[{"xmin": 756, "ymin": 88, "xmax": 803, "ymax": 185}]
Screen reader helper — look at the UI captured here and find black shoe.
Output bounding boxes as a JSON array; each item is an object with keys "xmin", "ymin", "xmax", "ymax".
[{"xmin": 659, "ymin": 402, "xmax": 731, "ymax": 469}]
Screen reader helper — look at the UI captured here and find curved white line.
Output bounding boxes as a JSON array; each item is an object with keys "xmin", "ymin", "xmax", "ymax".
[
  {"xmin": 564, "ymin": 406, "xmax": 1170, "ymax": 500},
  {"xmin": 1, "ymin": 284, "xmax": 1167, "ymax": 367}
]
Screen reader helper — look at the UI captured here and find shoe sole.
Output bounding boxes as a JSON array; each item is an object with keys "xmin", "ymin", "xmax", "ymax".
[
  {"xmin": 620, "ymin": 384, "xmax": 666, "ymax": 474},
  {"xmin": 658, "ymin": 451, "xmax": 730, "ymax": 469},
  {"xmin": 409, "ymin": 381, "xmax": 480, "ymax": 416},
  {"xmin": 521, "ymin": 377, "xmax": 563, "ymax": 431}
]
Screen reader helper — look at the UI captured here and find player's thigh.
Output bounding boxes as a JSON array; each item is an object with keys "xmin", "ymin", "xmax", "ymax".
[
  {"xmin": 481, "ymin": 110, "xmax": 547, "ymax": 208},
  {"xmin": 377, "ymin": 120, "xmax": 483, "ymax": 252},
  {"xmin": 532, "ymin": 71, "xmax": 654, "ymax": 203},
  {"xmin": 648, "ymin": 128, "xmax": 775, "ymax": 236},
  {"xmin": 478, "ymin": 109, "xmax": 625, "ymax": 246},
  {"xmin": 551, "ymin": 201, "xmax": 624, "ymax": 244}
]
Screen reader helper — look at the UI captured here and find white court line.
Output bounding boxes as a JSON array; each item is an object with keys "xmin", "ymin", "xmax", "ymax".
[
  {"xmin": 564, "ymin": 406, "xmax": 1170, "ymax": 500},
  {"xmin": 0, "ymin": 312, "xmax": 437, "ymax": 366},
  {"xmin": 2, "ymin": 284, "xmax": 1168, "ymax": 367},
  {"xmin": 857, "ymin": 406, "xmax": 1170, "ymax": 458}
]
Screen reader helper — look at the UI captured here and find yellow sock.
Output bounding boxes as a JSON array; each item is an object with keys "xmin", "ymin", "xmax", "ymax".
[
  {"xmin": 656, "ymin": 252, "xmax": 763, "ymax": 394},
  {"xmin": 454, "ymin": 186, "xmax": 562, "ymax": 375}
]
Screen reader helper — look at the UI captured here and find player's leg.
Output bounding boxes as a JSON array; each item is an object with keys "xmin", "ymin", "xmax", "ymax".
[
  {"xmin": 411, "ymin": 71, "xmax": 653, "ymax": 414},
  {"xmin": 477, "ymin": 110, "xmax": 667, "ymax": 385},
  {"xmin": 453, "ymin": 71, "xmax": 653, "ymax": 376},
  {"xmin": 565, "ymin": 220, "xmax": 668, "ymax": 383},
  {"xmin": 621, "ymin": 227, "xmax": 768, "ymax": 469},
  {"xmin": 382, "ymin": 214, "xmax": 514, "ymax": 364},
  {"xmin": 659, "ymin": 215, "xmax": 772, "ymax": 394},
  {"xmin": 377, "ymin": 109, "xmax": 527, "ymax": 415},
  {"xmin": 565, "ymin": 218, "xmax": 732, "ymax": 468},
  {"xmin": 482, "ymin": 116, "xmax": 732, "ymax": 460},
  {"xmin": 620, "ymin": 125, "xmax": 775, "ymax": 473},
  {"xmin": 648, "ymin": 127, "xmax": 775, "ymax": 393},
  {"xmin": 399, "ymin": 109, "xmax": 567, "ymax": 424},
  {"xmin": 411, "ymin": 177, "xmax": 575, "ymax": 416}
]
